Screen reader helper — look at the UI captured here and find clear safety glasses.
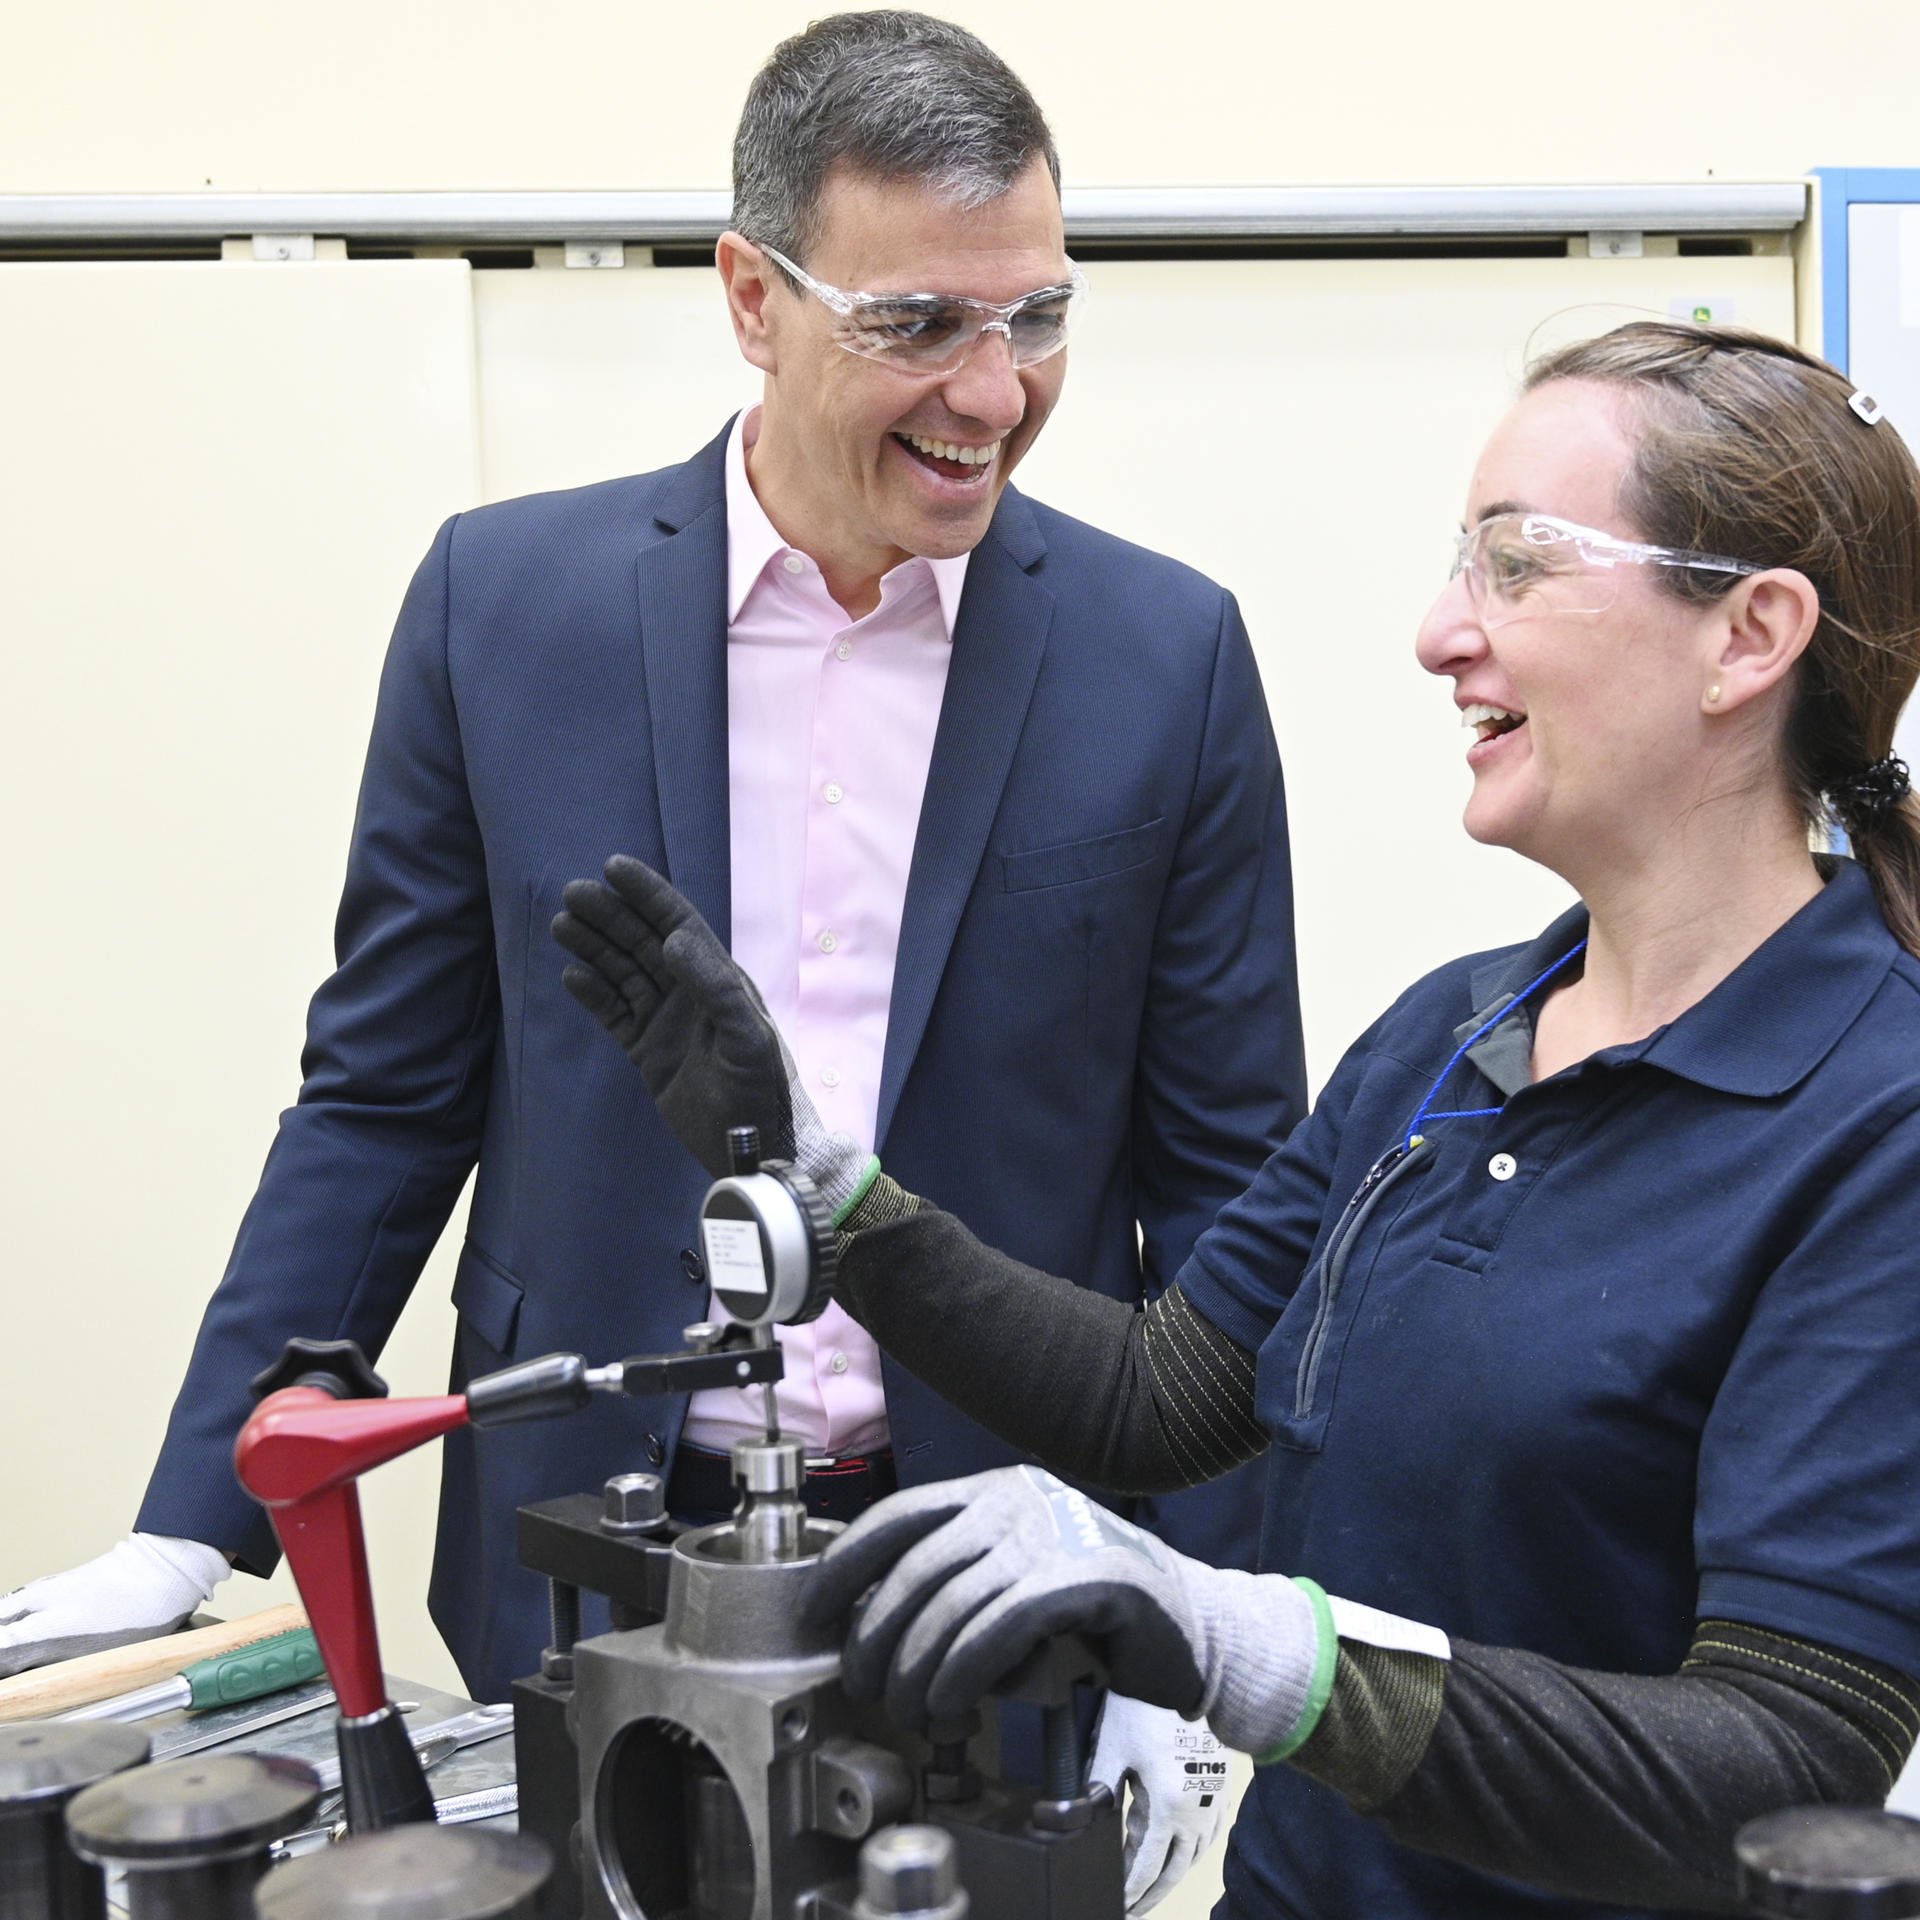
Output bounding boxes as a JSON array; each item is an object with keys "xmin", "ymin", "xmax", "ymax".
[
  {"xmin": 759, "ymin": 244, "xmax": 1088, "ymax": 375},
  {"xmin": 1450, "ymin": 512, "xmax": 1766, "ymax": 625}
]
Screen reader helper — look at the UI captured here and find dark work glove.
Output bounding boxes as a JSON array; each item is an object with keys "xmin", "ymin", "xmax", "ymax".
[
  {"xmin": 553, "ymin": 855, "xmax": 877, "ymax": 1214},
  {"xmin": 805, "ymin": 1466, "xmax": 1329, "ymax": 1756}
]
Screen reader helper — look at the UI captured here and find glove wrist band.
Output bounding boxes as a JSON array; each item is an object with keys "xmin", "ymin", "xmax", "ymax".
[
  {"xmin": 829, "ymin": 1155, "xmax": 885, "ymax": 1228},
  {"xmin": 1252, "ymin": 1578, "xmax": 1338, "ymax": 1765}
]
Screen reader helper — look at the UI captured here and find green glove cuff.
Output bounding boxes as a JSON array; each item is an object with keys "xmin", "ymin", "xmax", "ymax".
[
  {"xmin": 829, "ymin": 1156, "xmax": 885, "ymax": 1227},
  {"xmin": 1253, "ymin": 1578, "xmax": 1339, "ymax": 1765}
]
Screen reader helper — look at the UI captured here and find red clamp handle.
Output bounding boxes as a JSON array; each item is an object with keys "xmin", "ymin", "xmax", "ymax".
[{"xmin": 235, "ymin": 1388, "xmax": 469, "ymax": 1718}]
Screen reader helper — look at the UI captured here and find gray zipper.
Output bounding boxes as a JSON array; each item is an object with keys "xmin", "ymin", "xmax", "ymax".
[{"xmin": 1294, "ymin": 1135, "xmax": 1434, "ymax": 1419}]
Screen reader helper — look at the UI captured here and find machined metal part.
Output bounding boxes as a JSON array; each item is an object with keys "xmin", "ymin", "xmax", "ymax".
[
  {"xmin": 1735, "ymin": 1806, "xmax": 1920, "ymax": 1917},
  {"xmin": 566, "ymin": 1482, "xmax": 1124, "ymax": 1919},
  {"xmin": 0, "ymin": 1720, "xmax": 149, "ymax": 1920},
  {"xmin": 731, "ymin": 1438, "xmax": 808, "ymax": 1565},
  {"xmin": 256, "ymin": 1822, "xmax": 550, "ymax": 1917},
  {"xmin": 572, "ymin": 1513, "xmax": 875, "ymax": 1920},
  {"xmin": 65, "ymin": 1752, "xmax": 321, "ymax": 1920}
]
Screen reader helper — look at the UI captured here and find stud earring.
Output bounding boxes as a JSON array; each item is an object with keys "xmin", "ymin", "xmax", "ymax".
[{"xmin": 1706, "ymin": 683, "xmax": 1722, "ymax": 705}]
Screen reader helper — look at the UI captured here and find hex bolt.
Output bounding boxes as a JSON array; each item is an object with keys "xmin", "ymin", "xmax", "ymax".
[
  {"xmin": 601, "ymin": 1472, "xmax": 667, "ymax": 1534},
  {"xmin": 66, "ymin": 1752, "xmax": 321, "ymax": 1920},
  {"xmin": 0, "ymin": 1721, "xmax": 149, "ymax": 1920},
  {"xmin": 852, "ymin": 1825, "xmax": 968, "ymax": 1920}
]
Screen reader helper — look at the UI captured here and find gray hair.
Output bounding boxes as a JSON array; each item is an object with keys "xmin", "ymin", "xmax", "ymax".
[{"xmin": 731, "ymin": 11, "xmax": 1060, "ymax": 272}]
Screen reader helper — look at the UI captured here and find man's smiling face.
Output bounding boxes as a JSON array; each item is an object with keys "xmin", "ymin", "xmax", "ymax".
[{"xmin": 725, "ymin": 154, "xmax": 1069, "ymax": 606}]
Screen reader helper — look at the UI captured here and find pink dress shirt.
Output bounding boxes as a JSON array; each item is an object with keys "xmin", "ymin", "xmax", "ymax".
[{"xmin": 680, "ymin": 408, "xmax": 968, "ymax": 1458}]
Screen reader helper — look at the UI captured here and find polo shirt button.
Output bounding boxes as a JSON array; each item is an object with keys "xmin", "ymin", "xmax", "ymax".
[
  {"xmin": 835, "ymin": 640, "xmax": 853, "ymax": 661},
  {"xmin": 828, "ymin": 1351, "xmax": 850, "ymax": 1376},
  {"xmin": 679, "ymin": 1247, "xmax": 705, "ymax": 1284},
  {"xmin": 818, "ymin": 929, "xmax": 838, "ymax": 954},
  {"xmin": 783, "ymin": 554, "xmax": 805, "ymax": 574},
  {"xmin": 823, "ymin": 781, "xmax": 844, "ymax": 805},
  {"xmin": 1488, "ymin": 1153, "xmax": 1517, "ymax": 1182},
  {"xmin": 644, "ymin": 1433, "xmax": 665, "ymax": 1466}
]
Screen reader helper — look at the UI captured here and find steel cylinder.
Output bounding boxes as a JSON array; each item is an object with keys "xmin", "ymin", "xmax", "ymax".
[
  {"xmin": 255, "ymin": 1824, "xmax": 553, "ymax": 1918},
  {"xmin": 65, "ymin": 1751, "xmax": 320, "ymax": 1920},
  {"xmin": 1736, "ymin": 1806, "xmax": 1920, "ymax": 1918},
  {"xmin": 0, "ymin": 1721, "xmax": 149, "ymax": 1920}
]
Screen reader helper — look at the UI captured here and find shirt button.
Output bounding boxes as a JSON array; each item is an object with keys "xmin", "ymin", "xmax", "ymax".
[
  {"xmin": 817, "ymin": 929, "xmax": 838, "ymax": 954},
  {"xmin": 1488, "ymin": 1153, "xmax": 1517, "ymax": 1182},
  {"xmin": 835, "ymin": 640, "xmax": 853, "ymax": 661},
  {"xmin": 782, "ymin": 554, "xmax": 805, "ymax": 574},
  {"xmin": 820, "ymin": 1067, "xmax": 842, "ymax": 1089},
  {"xmin": 828, "ymin": 1352, "xmax": 850, "ymax": 1376},
  {"xmin": 823, "ymin": 781, "xmax": 844, "ymax": 805}
]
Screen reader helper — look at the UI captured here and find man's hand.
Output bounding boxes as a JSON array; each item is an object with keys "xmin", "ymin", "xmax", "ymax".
[
  {"xmin": 1090, "ymin": 1693, "xmax": 1230, "ymax": 1914},
  {"xmin": 804, "ymin": 1466, "xmax": 1326, "ymax": 1757},
  {"xmin": 554, "ymin": 856, "xmax": 876, "ymax": 1216},
  {"xmin": 0, "ymin": 1534, "xmax": 230, "ymax": 1678}
]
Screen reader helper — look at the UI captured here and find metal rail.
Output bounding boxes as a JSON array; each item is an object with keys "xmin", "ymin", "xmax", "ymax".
[{"xmin": 0, "ymin": 182, "xmax": 1806, "ymax": 249}]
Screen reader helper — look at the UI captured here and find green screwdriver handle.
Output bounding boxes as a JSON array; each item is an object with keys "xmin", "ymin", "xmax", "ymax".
[{"xmin": 182, "ymin": 1627, "xmax": 326, "ymax": 1710}]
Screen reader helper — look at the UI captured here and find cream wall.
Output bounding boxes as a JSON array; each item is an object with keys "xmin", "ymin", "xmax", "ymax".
[
  {"xmin": 0, "ymin": 4, "xmax": 1911, "ymax": 1910},
  {"xmin": 4, "ymin": 0, "xmax": 1918, "ymax": 190}
]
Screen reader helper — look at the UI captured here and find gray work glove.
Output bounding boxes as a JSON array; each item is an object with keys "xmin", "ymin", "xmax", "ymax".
[
  {"xmin": 553, "ymin": 856, "xmax": 876, "ymax": 1218},
  {"xmin": 1090, "ymin": 1693, "xmax": 1230, "ymax": 1914},
  {"xmin": 0, "ymin": 1534, "xmax": 230, "ymax": 1678},
  {"xmin": 805, "ymin": 1466, "xmax": 1330, "ymax": 1758}
]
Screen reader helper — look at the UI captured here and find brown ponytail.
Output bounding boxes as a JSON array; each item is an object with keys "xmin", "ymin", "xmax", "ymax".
[{"xmin": 1524, "ymin": 322, "xmax": 1920, "ymax": 957}]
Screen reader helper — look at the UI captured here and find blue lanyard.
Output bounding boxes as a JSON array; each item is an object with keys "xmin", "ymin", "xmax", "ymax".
[{"xmin": 1401, "ymin": 939, "xmax": 1588, "ymax": 1151}]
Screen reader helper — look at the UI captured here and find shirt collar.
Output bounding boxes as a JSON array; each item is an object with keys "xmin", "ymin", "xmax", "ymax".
[
  {"xmin": 1458, "ymin": 860, "xmax": 1899, "ymax": 1100},
  {"xmin": 724, "ymin": 407, "xmax": 970, "ymax": 634}
]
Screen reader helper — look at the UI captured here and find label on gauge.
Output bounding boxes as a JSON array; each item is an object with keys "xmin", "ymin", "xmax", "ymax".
[{"xmin": 701, "ymin": 1217, "xmax": 769, "ymax": 1300}]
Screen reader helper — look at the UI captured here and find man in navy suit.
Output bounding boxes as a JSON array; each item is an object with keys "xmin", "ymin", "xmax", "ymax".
[{"xmin": 0, "ymin": 13, "xmax": 1302, "ymax": 1907}]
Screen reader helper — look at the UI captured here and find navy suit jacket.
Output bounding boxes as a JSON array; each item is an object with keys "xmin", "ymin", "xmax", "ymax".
[{"xmin": 139, "ymin": 422, "xmax": 1307, "ymax": 1701}]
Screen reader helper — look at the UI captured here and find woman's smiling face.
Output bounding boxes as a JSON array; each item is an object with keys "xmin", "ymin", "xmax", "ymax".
[{"xmin": 1415, "ymin": 379, "xmax": 1731, "ymax": 884}]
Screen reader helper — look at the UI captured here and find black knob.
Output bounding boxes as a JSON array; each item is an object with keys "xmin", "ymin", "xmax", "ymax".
[
  {"xmin": 249, "ymin": 1339, "xmax": 389, "ymax": 1404},
  {"xmin": 1736, "ymin": 1807, "xmax": 1920, "ymax": 1917},
  {"xmin": 679, "ymin": 1248, "xmax": 706, "ymax": 1285},
  {"xmin": 0, "ymin": 1721, "xmax": 149, "ymax": 1920},
  {"xmin": 728, "ymin": 1126, "xmax": 762, "ymax": 1176}
]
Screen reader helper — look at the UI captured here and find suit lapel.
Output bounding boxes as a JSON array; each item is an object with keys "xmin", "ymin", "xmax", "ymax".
[
  {"xmin": 877, "ymin": 490, "xmax": 1053, "ymax": 1147},
  {"xmin": 637, "ymin": 426, "xmax": 733, "ymax": 946}
]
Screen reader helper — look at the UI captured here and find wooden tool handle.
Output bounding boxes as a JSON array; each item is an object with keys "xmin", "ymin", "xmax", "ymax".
[{"xmin": 0, "ymin": 1602, "xmax": 309, "ymax": 1722}]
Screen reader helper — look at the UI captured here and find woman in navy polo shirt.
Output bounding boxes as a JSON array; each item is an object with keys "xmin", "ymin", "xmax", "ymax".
[{"xmin": 556, "ymin": 322, "xmax": 1920, "ymax": 1919}]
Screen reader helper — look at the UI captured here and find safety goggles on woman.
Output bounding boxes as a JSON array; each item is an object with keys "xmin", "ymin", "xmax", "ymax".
[{"xmin": 1450, "ymin": 511, "xmax": 1764, "ymax": 625}]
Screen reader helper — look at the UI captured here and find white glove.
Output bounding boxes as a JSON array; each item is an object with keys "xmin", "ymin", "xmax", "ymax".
[
  {"xmin": 1090, "ymin": 1692, "xmax": 1230, "ymax": 1914},
  {"xmin": 0, "ymin": 1534, "xmax": 230, "ymax": 1678}
]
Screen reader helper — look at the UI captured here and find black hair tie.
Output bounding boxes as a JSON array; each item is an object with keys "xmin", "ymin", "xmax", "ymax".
[{"xmin": 1829, "ymin": 754, "xmax": 1913, "ymax": 834}]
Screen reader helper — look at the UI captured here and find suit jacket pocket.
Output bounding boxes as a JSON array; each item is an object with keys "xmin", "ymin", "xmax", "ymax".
[
  {"xmin": 452, "ymin": 1240, "xmax": 524, "ymax": 1356},
  {"xmin": 1001, "ymin": 817, "xmax": 1164, "ymax": 894}
]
